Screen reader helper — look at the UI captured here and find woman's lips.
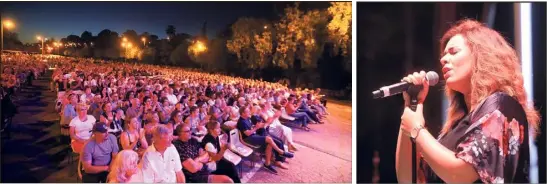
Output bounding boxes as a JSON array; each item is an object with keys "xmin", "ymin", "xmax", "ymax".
[
  {"xmin": 442, "ymin": 66, "xmax": 451, "ymax": 79},
  {"xmin": 443, "ymin": 72, "xmax": 450, "ymax": 79}
]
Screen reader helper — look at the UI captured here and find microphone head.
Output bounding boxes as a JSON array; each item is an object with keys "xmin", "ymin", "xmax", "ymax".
[{"xmin": 426, "ymin": 71, "xmax": 439, "ymax": 86}]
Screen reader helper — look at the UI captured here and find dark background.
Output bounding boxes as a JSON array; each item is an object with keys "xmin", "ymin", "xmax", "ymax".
[
  {"xmin": 1, "ymin": 1, "xmax": 351, "ymax": 95},
  {"xmin": 357, "ymin": 2, "xmax": 546, "ymax": 183}
]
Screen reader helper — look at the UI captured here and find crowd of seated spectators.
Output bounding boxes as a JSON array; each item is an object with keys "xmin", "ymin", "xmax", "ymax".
[
  {"xmin": 3, "ymin": 53, "xmax": 330, "ymax": 183},
  {"xmin": 1, "ymin": 53, "xmax": 48, "ymax": 138}
]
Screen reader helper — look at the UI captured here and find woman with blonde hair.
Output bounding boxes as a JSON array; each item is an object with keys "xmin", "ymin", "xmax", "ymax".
[
  {"xmin": 120, "ymin": 117, "xmax": 148, "ymax": 157},
  {"xmin": 107, "ymin": 150, "xmax": 143, "ymax": 183},
  {"xmin": 396, "ymin": 19, "xmax": 540, "ymax": 183}
]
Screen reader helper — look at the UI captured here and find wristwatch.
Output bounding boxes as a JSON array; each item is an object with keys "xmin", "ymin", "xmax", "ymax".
[{"xmin": 410, "ymin": 125, "xmax": 425, "ymax": 142}]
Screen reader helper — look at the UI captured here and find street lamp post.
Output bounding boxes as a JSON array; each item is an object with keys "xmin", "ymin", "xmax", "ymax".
[
  {"xmin": 121, "ymin": 42, "xmax": 126, "ymax": 62},
  {"xmin": 127, "ymin": 43, "xmax": 132, "ymax": 62},
  {"xmin": 54, "ymin": 42, "xmax": 60, "ymax": 55},
  {"xmin": 1, "ymin": 20, "xmax": 14, "ymax": 56},
  {"xmin": 1, "ymin": 20, "xmax": 15, "ymax": 75},
  {"xmin": 37, "ymin": 36, "xmax": 47, "ymax": 59},
  {"xmin": 142, "ymin": 37, "xmax": 146, "ymax": 47}
]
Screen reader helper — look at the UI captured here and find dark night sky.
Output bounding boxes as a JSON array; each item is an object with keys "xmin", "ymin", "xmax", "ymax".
[{"xmin": 0, "ymin": 1, "xmax": 300, "ymax": 43}]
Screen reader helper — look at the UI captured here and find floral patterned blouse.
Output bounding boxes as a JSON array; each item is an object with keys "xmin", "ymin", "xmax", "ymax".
[{"xmin": 422, "ymin": 92, "xmax": 530, "ymax": 183}]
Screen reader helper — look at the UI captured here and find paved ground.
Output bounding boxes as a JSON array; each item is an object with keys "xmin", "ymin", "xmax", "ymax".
[
  {"xmin": 245, "ymin": 100, "xmax": 352, "ymax": 183},
  {"xmin": 0, "ymin": 71, "xmax": 352, "ymax": 183}
]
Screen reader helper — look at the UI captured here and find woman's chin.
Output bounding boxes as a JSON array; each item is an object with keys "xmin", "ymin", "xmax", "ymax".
[{"xmin": 445, "ymin": 77, "xmax": 457, "ymax": 89}]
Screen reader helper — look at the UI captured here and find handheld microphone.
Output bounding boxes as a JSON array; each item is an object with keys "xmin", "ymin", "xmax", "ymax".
[{"xmin": 372, "ymin": 71, "xmax": 439, "ymax": 99}]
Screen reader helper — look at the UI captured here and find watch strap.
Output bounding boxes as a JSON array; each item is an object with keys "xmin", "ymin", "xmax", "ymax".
[{"xmin": 411, "ymin": 125, "xmax": 425, "ymax": 142}]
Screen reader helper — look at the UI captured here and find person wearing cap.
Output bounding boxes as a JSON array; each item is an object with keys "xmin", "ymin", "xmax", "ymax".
[
  {"xmin": 81, "ymin": 122, "xmax": 120, "ymax": 183},
  {"xmin": 69, "ymin": 103, "xmax": 96, "ymax": 154}
]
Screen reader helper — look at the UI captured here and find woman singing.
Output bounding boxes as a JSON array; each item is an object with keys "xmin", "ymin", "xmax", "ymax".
[{"xmin": 396, "ymin": 19, "xmax": 540, "ymax": 183}]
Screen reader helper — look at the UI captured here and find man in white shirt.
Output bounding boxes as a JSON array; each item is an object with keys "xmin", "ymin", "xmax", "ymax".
[
  {"xmin": 142, "ymin": 125, "xmax": 185, "ymax": 183},
  {"xmin": 166, "ymin": 88, "xmax": 179, "ymax": 105}
]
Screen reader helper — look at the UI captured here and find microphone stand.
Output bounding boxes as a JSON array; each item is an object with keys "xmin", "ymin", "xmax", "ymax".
[{"xmin": 407, "ymin": 85, "xmax": 421, "ymax": 184}]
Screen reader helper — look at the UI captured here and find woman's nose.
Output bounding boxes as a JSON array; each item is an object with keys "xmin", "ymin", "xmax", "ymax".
[{"xmin": 440, "ymin": 56, "xmax": 449, "ymax": 65}]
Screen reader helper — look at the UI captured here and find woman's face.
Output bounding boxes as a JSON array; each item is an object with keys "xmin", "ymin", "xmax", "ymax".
[
  {"xmin": 70, "ymin": 95, "xmax": 78, "ymax": 104},
  {"xmin": 116, "ymin": 110, "xmax": 124, "ymax": 117},
  {"xmin": 175, "ymin": 112, "xmax": 183, "ymax": 122},
  {"xmin": 201, "ymin": 105, "xmax": 208, "ymax": 113},
  {"xmin": 151, "ymin": 113, "xmax": 160, "ymax": 123},
  {"xmin": 130, "ymin": 118, "xmax": 139, "ymax": 129},
  {"xmin": 104, "ymin": 103, "xmax": 112, "ymax": 112},
  {"xmin": 440, "ymin": 34, "xmax": 474, "ymax": 94},
  {"xmin": 210, "ymin": 123, "xmax": 221, "ymax": 137}
]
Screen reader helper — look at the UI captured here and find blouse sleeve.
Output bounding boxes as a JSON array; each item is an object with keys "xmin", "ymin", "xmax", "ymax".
[{"xmin": 455, "ymin": 109, "xmax": 525, "ymax": 183}]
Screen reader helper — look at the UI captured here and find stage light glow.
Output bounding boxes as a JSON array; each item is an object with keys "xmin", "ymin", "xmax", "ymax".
[{"xmin": 517, "ymin": 3, "xmax": 537, "ymax": 183}]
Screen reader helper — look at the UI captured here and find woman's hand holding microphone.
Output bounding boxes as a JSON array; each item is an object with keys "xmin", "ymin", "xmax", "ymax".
[{"xmin": 400, "ymin": 71, "xmax": 429, "ymax": 139}]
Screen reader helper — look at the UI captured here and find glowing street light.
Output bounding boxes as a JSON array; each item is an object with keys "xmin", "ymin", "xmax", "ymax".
[
  {"xmin": 121, "ymin": 42, "xmax": 132, "ymax": 62},
  {"xmin": 123, "ymin": 37, "xmax": 127, "ymax": 42},
  {"xmin": 1, "ymin": 20, "xmax": 15, "ymax": 57},
  {"xmin": 54, "ymin": 42, "xmax": 61, "ymax": 55},
  {"xmin": 142, "ymin": 37, "xmax": 146, "ymax": 47},
  {"xmin": 195, "ymin": 41, "xmax": 207, "ymax": 53},
  {"xmin": 1, "ymin": 19, "xmax": 15, "ymax": 74},
  {"xmin": 3, "ymin": 21, "xmax": 14, "ymax": 29}
]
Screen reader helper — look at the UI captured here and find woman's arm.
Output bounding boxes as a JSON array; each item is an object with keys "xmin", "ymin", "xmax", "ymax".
[
  {"xmin": 395, "ymin": 123, "xmax": 413, "ymax": 183},
  {"xmin": 206, "ymin": 143, "xmax": 227, "ymax": 162},
  {"xmin": 260, "ymin": 112, "xmax": 275, "ymax": 127},
  {"xmin": 120, "ymin": 131, "xmax": 136, "ymax": 150},
  {"xmin": 182, "ymin": 158, "xmax": 204, "ymax": 174},
  {"xmin": 196, "ymin": 149, "xmax": 210, "ymax": 163},
  {"xmin": 415, "ymin": 130, "xmax": 479, "ymax": 183},
  {"xmin": 100, "ymin": 115, "xmax": 108, "ymax": 124},
  {"xmin": 139, "ymin": 129, "xmax": 149, "ymax": 149},
  {"xmin": 69, "ymin": 126, "xmax": 86, "ymax": 142},
  {"xmin": 400, "ymin": 103, "xmax": 479, "ymax": 183}
]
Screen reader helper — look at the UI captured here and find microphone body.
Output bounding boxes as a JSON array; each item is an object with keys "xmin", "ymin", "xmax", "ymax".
[{"xmin": 372, "ymin": 71, "xmax": 439, "ymax": 99}]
